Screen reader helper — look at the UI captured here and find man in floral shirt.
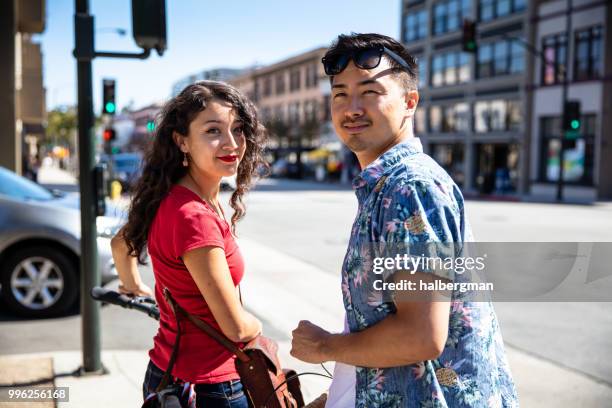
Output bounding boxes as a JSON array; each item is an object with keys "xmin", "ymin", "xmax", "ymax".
[{"xmin": 291, "ymin": 33, "xmax": 519, "ymax": 407}]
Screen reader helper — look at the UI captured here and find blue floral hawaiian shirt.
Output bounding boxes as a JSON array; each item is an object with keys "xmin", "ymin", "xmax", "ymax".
[{"xmin": 341, "ymin": 138, "xmax": 519, "ymax": 407}]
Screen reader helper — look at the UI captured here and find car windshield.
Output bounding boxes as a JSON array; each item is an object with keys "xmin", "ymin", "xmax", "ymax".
[{"xmin": 0, "ymin": 166, "xmax": 54, "ymax": 201}]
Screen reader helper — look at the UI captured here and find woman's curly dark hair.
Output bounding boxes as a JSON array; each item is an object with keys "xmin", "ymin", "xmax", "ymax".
[{"xmin": 121, "ymin": 80, "xmax": 268, "ymax": 264}]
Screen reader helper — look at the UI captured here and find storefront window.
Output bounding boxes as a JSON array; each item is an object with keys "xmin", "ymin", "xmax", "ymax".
[{"xmin": 540, "ymin": 115, "xmax": 595, "ymax": 185}]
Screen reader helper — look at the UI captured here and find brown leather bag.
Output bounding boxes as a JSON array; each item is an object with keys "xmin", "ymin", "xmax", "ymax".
[{"xmin": 163, "ymin": 288, "xmax": 304, "ymax": 408}]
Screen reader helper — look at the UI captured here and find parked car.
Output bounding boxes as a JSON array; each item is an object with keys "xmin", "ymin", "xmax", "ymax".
[
  {"xmin": 101, "ymin": 152, "xmax": 143, "ymax": 191},
  {"xmin": 270, "ymin": 158, "xmax": 301, "ymax": 179},
  {"xmin": 0, "ymin": 166, "xmax": 121, "ymax": 318},
  {"xmin": 220, "ymin": 175, "xmax": 237, "ymax": 191}
]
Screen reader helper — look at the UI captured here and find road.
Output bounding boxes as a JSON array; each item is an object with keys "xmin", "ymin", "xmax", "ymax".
[{"xmin": 1, "ymin": 177, "xmax": 611, "ymax": 406}]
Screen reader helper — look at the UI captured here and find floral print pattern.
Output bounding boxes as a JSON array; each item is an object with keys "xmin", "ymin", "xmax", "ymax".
[{"xmin": 342, "ymin": 139, "xmax": 519, "ymax": 407}]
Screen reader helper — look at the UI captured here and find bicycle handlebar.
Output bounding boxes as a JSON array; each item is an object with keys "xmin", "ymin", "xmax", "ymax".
[{"xmin": 90, "ymin": 286, "xmax": 160, "ymax": 320}]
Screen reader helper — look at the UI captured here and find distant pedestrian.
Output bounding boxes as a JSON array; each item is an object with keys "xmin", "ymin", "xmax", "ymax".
[
  {"xmin": 290, "ymin": 33, "xmax": 519, "ymax": 408},
  {"xmin": 111, "ymin": 81, "xmax": 267, "ymax": 407}
]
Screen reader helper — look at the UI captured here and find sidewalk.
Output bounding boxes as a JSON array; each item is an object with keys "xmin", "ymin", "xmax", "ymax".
[{"xmin": 4, "ymin": 237, "xmax": 612, "ymax": 407}]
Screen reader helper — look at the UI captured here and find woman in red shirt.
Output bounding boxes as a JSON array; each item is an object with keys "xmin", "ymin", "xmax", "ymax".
[{"xmin": 110, "ymin": 81, "xmax": 267, "ymax": 407}]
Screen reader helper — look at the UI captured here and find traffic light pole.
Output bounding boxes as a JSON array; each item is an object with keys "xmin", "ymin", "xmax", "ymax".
[
  {"xmin": 556, "ymin": 0, "xmax": 572, "ymax": 202},
  {"xmin": 74, "ymin": 0, "xmax": 160, "ymax": 374},
  {"xmin": 74, "ymin": 0, "xmax": 102, "ymax": 374}
]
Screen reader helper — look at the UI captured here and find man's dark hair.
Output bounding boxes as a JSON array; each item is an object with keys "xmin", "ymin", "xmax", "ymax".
[{"xmin": 324, "ymin": 33, "xmax": 419, "ymax": 91}]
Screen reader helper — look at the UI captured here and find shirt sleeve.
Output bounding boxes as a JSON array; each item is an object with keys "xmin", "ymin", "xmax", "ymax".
[
  {"xmin": 379, "ymin": 178, "xmax": 464, "ymax": 281},
  {"xmin": 172, "ymin": 201, "xmax": 226, "ymax": 260}
]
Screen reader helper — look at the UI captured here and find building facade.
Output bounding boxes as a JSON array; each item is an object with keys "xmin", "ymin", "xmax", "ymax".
[
  {"xmin": 402, "ymin": 0, "xmax": 529, "ymax": 196},
  {"xmin": 229, "ymin": 47, "xmax": 335, "ymax": 158},
  {"xmin": 530, "ymin": 0, "xmax": 611, "ymax": 201},
  {"xmin": 401, "ymin": 0, "xmax": 611, "ymax": 201},
  {"xmin": 0, "ymin": 0, "xmax": 46, "ymax": 175}
]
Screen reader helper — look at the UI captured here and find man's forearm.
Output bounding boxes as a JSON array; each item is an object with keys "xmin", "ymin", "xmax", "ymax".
[{"xmin": 323, "ymin": 313, "xmax": 440, "ymax": 368}]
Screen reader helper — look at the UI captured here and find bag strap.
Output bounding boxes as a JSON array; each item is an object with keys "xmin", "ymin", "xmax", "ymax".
[
  {"xmin": 163, "ymin": 287, "xmax": 251, "ymax": 363},
  {"xmin": 156, "ymin": 288, "xmax": 183, "ymax": 391}
]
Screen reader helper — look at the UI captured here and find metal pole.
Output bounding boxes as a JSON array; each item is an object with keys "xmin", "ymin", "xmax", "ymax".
[
  {"xmin": 556, "ymin": 0, "xmax": 573, "ymax": 201},
  {"xmin": 75, "ymin": 0, "xmax": 102, "ymax": 373}
]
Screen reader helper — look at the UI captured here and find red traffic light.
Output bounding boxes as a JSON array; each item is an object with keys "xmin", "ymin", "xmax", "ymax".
[{"xmin": 103, "ymin": 128, "xmax": 116, "ymax": 142}]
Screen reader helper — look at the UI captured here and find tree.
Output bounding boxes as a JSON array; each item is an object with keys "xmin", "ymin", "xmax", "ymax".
[{"xmin": 45, "ymin": 106, "xmax": 77, "ymax": 147}]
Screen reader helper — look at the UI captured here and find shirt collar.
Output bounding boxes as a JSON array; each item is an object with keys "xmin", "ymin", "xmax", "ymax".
[{"xmin": 352, "ymin": 137, "xmax": 423, "ymax": 192}]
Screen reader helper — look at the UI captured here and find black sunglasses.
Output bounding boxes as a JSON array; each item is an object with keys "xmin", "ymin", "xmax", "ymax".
[{"xmin": 321, "ymin": 46, "xmax": 413, "ymax": 76}]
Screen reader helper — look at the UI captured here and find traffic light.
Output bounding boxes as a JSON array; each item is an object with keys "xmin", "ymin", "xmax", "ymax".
[
  {"xmin": 563, "ymin": 100, "xmax": 581, "ymax": 133},
  {"xmin": 462, "ymin": 19, "xmax": 477, "ymax": 53},
  {"xmin": 146, "ymin": 120, "xmax": 155, "ymax": 132},
  {"xmin": 102, "ymin": 79, "xmax": 116, "ymax": 115},
  {"xmin": 132, "ymin": 0, "xmax": 167, "ymax": 55},
  {"xmin": 103, "ymin": 127, "xmax": 116, "ymax": 142}
]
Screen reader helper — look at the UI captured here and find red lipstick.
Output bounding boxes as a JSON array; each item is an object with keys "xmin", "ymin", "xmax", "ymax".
[{"xmin": 218, "ymin": 155, "xmax": 238, "ymax": 163}]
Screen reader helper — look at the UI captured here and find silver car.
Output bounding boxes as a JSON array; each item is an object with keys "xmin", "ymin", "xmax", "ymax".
[{"xmin": 0, "ymin": 166, "xmax": 120, "ymax": 318}]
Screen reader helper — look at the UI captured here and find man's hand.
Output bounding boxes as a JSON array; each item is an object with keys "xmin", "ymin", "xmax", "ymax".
[
  {"xmin": 118, "ymin": 282, "xmax": 153, "ymax": 298},
  {"xmin": 290, "ymin": 320, "xmax": 332, "ymax": 364}
]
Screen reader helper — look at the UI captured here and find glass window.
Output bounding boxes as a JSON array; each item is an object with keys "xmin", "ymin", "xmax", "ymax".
[
  {"xmin": 447, "ymin": 0, "xmax": 459, "ymax": 32},
  {"xmin": 418, "ymin": 10, "xmax": 428, "ymax": 38},
  {"xmin": 445, "ymin": 53, "xmax": 457, "ymax": 84},
  {"xmin": 455, "ymin": 103, "xmax": 470, "ymax": 131},
  {"xmin": 405, "ymin": 9, "xmax": 428, "ymax": 42},
  {"xmin": 493, "ymin": 41, "xmax": 509, "ymax": 75},
  {"xmin": 417, "ymin": 57, "xmax": 427, "ymax": 88},
  {"xmin": 514, "ymin": 0, "xmax": 526, "ymax": 10},
  {"xmin": 415, "ymin": 108, "xmax": 426, "ymax": 134},
  {"xmin": 275, "ymin": 73, "xmax": 285, "ymax": 95},
  {"xmin": 497, "ymin": 0, "xmax": 511, "ymax": 16},
  {"xmin": 430, "ymin": 105, "xmax": 442, "ymax": 132},
  {"xmin": 432, "ymin": 55, "xmax": 444, "ymax": 87},
  {"xmin": 479, "ymin": 0, "xmax": 524, "ymax": 21},
  {"xmin": 507, "ymin": 101, "xmax": 522, "ymax": 131},
  {"xmin": 474, "ymin": 100, "xmax": 520, "ymax": 132},
  {"xmin": 542, "ymin": 33, "xmax": 567, "ymax": 85},
  {"xmin": 478, "ymin": 44, "xmax": 493, "ymax": 78},
  {"xmin": 574, "ymin": 26, "xmax": 603, "ymax": 81},
  {"xmin": 540, "ymin": 115, "xmax": 595, "ymax": 185},
  {"xmin": 510, "ymin": 39, "xmax": 524, "ymax": 73},
  {"xmin": 458, "ymin": 53, "xmax": 471, "ymax": 83},
  {"xmin": 479, "ymin": 0, "xmax": 494, "ymax": 21},
  {"xmin": 434, "ymin": 3, "xmax": 447, "ymax": 35},
  {"xmin": 433, "ymin": 0, "xmax": 469, "ymax": 35},
  {"xmin": 263, "ymin": 77, "xmax": 272, "ymax": 97},
  {"xmin": 474, "ymin": 102, "xmax": 489, "ymax": 133},
  {"xmin": 489, "ymin": 100, "xmax": 507, "ymax": 131}
]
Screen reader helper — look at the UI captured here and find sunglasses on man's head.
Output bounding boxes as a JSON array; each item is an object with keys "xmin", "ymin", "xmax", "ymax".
[{"xmin": 321, "ymin": 46, "xmax": 414, "ymax": 76}]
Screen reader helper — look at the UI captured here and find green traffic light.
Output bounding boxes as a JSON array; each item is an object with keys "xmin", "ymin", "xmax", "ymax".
[
  {"xmin": 105, "ymin": 102, "xmax": 116, "ymax": 113},
  {"xmin": 570, "ymin": 119, "xmax": 580, "ymax": 130},
  {"xmin": 146, "ymin": 121, "xmax": 155, "ymax": 132}
]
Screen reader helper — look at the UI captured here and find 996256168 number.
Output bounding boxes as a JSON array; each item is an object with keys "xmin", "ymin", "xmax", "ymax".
[{"xmin": 0, "ymin": 387, "xmax": 69, "ymax": 402}]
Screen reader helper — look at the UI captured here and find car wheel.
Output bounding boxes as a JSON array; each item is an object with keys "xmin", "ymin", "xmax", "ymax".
[{"xmin": 1, "ymin": 247, "xmax": 78, "ymax": 318}]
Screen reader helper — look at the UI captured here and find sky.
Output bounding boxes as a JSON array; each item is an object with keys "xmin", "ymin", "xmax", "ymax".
[{"xmin": 41, "ymin": 0, "xmax": 401, "ymax": 113}]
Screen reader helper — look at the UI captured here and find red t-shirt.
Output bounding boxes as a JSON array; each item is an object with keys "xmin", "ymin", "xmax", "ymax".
[{"xmin": 147, "ymin": 184, "xmax": 244, "ymax": 383}]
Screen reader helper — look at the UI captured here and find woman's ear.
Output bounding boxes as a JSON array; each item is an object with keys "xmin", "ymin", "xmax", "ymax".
[{"xmin": 172, "ymin": 131, "xmax": 188, "ymax": 153}]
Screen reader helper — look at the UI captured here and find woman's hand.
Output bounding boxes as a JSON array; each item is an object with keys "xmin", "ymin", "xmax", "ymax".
[{"xmin": 119, "ymin": 282, "xmax": 154, "ymax": 298}]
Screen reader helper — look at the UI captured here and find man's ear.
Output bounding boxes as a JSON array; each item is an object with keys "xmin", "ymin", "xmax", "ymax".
[
  {"xmin": 404, "ymin": 89, "xmax": 419, "ymax": 115},
  {"xmin": 172, "ymin": 131, "xmax": 188, "ymax": 153}
]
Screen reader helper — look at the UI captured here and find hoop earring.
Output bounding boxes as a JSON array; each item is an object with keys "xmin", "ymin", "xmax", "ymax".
[{"xmin": 182, "ymin": 153, "xmax": 188, "ymax": 167}]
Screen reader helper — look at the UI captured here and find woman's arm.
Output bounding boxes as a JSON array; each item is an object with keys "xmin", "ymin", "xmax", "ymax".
[
  {"xmin": 110, "ymin": 229, "xmax": 153, "ymax": 297},
  {"xmin": 182, "ymin": 246, "xmax": 262, "ymax": 343}
]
